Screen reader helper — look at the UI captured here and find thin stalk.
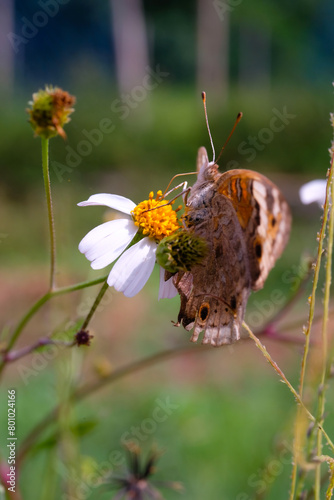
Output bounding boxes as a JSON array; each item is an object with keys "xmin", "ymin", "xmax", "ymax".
[
  {"xmin": 242, "ymin": 321, "xmax": 334, "ymax": 454},
  {"xmin": 299, "ymin": 190, "xmax": 330, "ymax": 396},
  {"xmin": 5, "ymin": 292, "xmax": 51, "ymax": 351},
  {"xmin": 0, "ymin": 275, "xmax": 107, "ymax": 376},
  {"xmin": 9, "ymin": 275, "xmax": 107, "ymax": 345},
  {"xmin": 41, "ymin": 137, "xmax": 56, "ymax": 291},
  {"xmin": 5, "ymin": 338, "xmax": 75, "ymax": 363},
  {"xmin": 290, "ymin": 152, "xmax": 334, "ymax": 500},
  {"xmin": 0, "ymin": 291, "xmax": 51, "ymax": 376},
  {"xmin": 52, "ymin": 275, "xmax": 108, "ymax": 296},
  {"xmin": 315, "ymin": 156, "xmax": 334, "ymax": 498},
  {"xmin": 80, "ymin": 281, "xmax": 109, "ymax": 330},
  {"xmin": 298, "ymin": 154, "xmax": 334, "ymax": 396}
]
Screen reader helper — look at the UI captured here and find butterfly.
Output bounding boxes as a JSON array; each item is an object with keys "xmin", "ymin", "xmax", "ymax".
[{"xmin": 172, "ymin": 98, "xmax": 291, "ymax": 346}]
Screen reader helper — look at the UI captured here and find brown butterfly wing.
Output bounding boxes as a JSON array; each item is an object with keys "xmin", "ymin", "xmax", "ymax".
[
  {"xmin": 217, "ymin": 170, "xmax": 291, "ymax": 291},
  {"xmin": 173, "ymin": 144, "xmax": 291, "ymax": 346},
  {"xmin": 174, "ymin": 185, "xmax": 251, "ymax": 346}
]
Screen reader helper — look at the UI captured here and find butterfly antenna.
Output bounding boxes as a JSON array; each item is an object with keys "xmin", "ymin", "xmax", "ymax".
[
  {"xmin": 202, "ymin": 91, "xmax": 215, "ymax": 163},
  {"xmin": 216, "ymin": 112, "xmax": 243, "ymax": 164}
]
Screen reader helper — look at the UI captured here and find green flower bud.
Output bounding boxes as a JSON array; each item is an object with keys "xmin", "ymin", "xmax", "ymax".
[
  {"xmin": 27, "ymin": 85, "xmax": 75, "ymax": 139},
  {"xmin": 156, "ymin": 230, "xmax": 208, "ymax": 273}
]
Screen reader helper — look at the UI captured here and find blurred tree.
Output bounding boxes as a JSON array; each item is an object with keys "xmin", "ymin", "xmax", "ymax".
[
  {"xmin": 0, "ymin": 0, "xmax": 14, "ymax": 94},
  {"xmin": 238, "ymin": 24, "xmax": 271, "ymax": 90},
  {"xmin": 110, "ymin": 0, "xmax": 150, "ymax": 94},
  {"xmin": 144, "ymin": 0, "xmax": 196, "ymax": 83},
  {"xmin": 197, "ymin": 0, "xmax": 229, "ymax": 102}
]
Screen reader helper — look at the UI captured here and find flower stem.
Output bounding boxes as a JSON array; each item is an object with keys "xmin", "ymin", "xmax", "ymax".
[
  {"xmin": 242, "ymin": 321, "xmax": 334, "ymax": 454},
  {"xmin": 52, "ymin": 275, "xmax": 108, "ymax": 296},
  {"xmin": 5, "ymin": 337, "xmax": 75, "ymax": 363},
  {"xmin": 0, "ymin": 292, "xmax": 51, "ymax": 373},
  {"xmin": 41, "ymin": 137, "xmax": 56, "ymax": 291},
  {"xmin": 80, "ymin": 281, "xmax": 109, "ymax": 331},
  {"xmin": 290, "ymin": 148, "xmax": 334, "ymax": 500},
  {"xmin": 315, "ymin": 143, "xmax": 334, "ymax": 499},
  {"xmin": 298, "ymin": 159, "xmax": 334, "ymax": 395},
  {"xmin": 0, "ymin": 275, "xmax": 107, "ymax": 376}
]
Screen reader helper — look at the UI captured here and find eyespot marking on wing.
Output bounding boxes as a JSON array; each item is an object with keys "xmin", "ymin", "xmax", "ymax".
[{"xmin": 199, "ymin": 302, "xmax": 210, "ymax": 322}]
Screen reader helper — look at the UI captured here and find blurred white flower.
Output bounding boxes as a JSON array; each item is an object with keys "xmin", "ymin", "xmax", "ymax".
[
  {"xmin": 78, "ymin": 192, "xmax": 179, "ymax": 298},
  {"xmin": 299, "ymin": 179, "xmax": 327, "ymax": 207}
]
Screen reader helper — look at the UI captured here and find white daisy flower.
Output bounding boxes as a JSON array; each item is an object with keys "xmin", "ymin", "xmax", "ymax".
[
  {"xmin": 299, "ymin": 179, "xmax": 327, "ymax": 207},
  {"xmin": 78, "ymin": 191, "xmax": 179, "ymax": 298}
]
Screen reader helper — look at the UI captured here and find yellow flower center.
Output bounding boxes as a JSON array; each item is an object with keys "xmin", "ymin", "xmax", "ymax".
[{"xmin": 131, "ymin": 191, "xmax": 180, "ymax": 241}]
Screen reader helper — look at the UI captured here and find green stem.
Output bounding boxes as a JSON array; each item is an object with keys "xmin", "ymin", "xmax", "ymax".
[
  {"xmin": 291, "ymin": 151, "xmax": 334, "ymax": 500},
  {"xmin": 80, "ymin": 281, "xmax": 109, "ymax": 330},
  {"xmin": 41, "ymin": 137, "xmax": 56, "ymax": 291},
  {"xmin": 52, "ymin": 275, "xmax": 108, "ymax": 296},
  {"xmin": 299, "ymin": 205, "xmax": 329, "ymax": 397},
  {"xmin": 298, "ymin": 157, "xmax": 334, "ymax": 397},
  {"xmin": 0, "ymin": 292, "xmax": 51, "ymax": 375},
  {"xmin": 0, "ymin": 275, "xmax": 108, "ymax": 376},
  {"xmin": 315, "ymin": 151, "xmax": 334, "ymax": 499}
]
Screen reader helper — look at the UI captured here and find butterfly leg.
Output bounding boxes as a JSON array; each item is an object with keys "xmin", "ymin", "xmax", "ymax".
[
  {"xmin": 163, "ymin": 172, "xmax": 196, "ymax": 199},
  {"xmin": 164, "ymin": 182, "xmax": 190, "ymax": 205},
  {"xmin": 164, "ymin": 181, "xmax": 188, "ymax": 199}
]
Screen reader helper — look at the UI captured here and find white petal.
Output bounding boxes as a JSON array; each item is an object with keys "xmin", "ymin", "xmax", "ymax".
[
  {"xmin": 78, "ymin": 193, "xmax": 136, "ymax": 214},
  {"xmin": 299, "ymin": 180, "xmax": 327, "ymax": 206},
  {"xmin": 79, "ymin": 219, "xmax": 137, "ymax": 269},
  {"xmin": 158, "ymin": 267, "xmax": 178, "ymax": 299},
  {"xmin": 108, "ymin": 239, "xmax": 157, "ymax": 297}
]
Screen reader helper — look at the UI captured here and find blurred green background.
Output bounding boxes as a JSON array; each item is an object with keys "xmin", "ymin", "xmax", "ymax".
[{"xmin": 0, "ymin": 0, "xmax": 334, "ymax": 498}]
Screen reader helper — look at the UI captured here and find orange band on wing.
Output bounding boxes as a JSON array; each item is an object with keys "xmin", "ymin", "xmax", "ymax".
[{"xmin": 218, "ymin": 176, "xmax": 256, "ymax": 230}]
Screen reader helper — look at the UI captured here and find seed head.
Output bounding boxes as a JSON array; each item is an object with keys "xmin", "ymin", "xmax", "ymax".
[
  {"xmin": 156, "ymin": 230, "xmax": 208, "ymax": 273},
  {"xmin": 27, "ymin": 85, "xmax": 75, "ymax": 139},
  {"xmin": 75, "ymin": 329, "xmax": 93, "ymax": 346}
]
